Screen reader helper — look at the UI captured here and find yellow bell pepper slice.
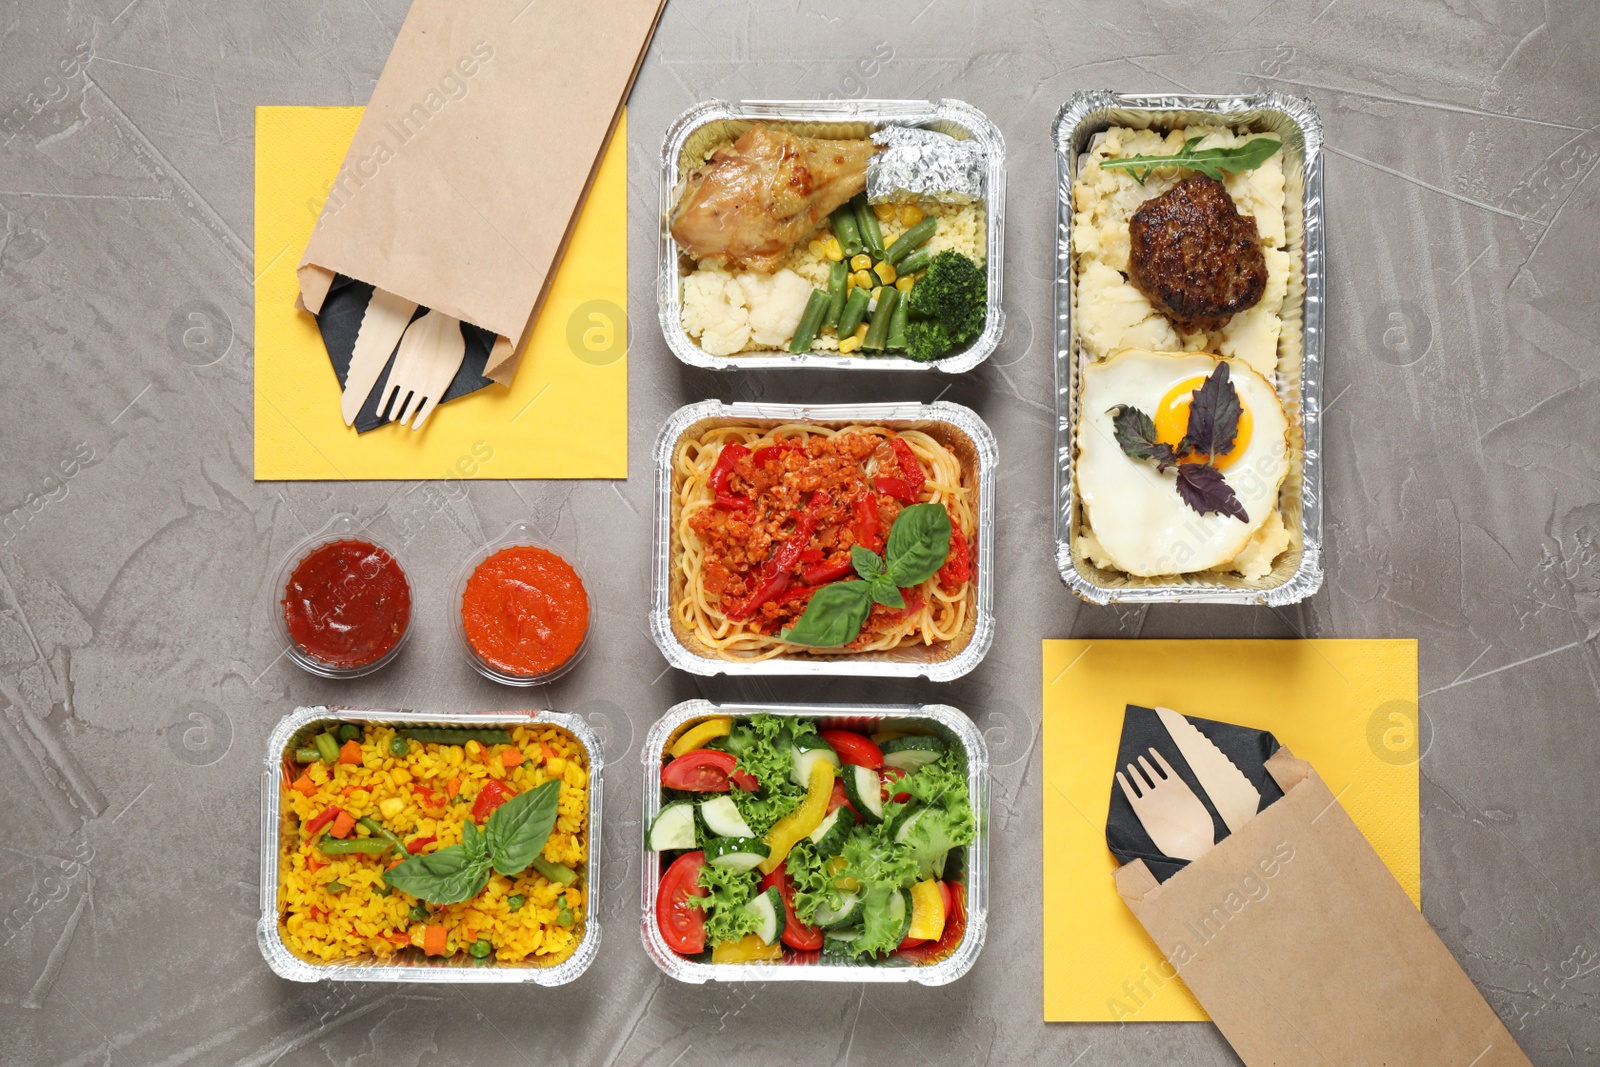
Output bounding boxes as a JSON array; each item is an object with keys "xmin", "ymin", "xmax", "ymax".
[
  {"xmin": 759, "ymin": 759, "xmax": 834, "ymax": 874},
  {"xmin": 907, "ymin": 878, "xmax": 946, "ymax": 941},
  {"xmin": 669, "ymin": 717, "xmax": 733, "ymax": 759},
  {"xmin": 711, "ymin": 932, "xmax": 782, "ymax": 963}
]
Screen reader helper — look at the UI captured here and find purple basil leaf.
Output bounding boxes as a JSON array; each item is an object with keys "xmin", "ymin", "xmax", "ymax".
[
  {"xmin": 1181, "ymin": 363, "xmax": 1241, "ymax": 460},
  {"xmin": 1110, "ymin": 405, "xmax": 1180, "ymax": 470},
  {"xmin": 1174, "ymin": 463, "xmax": 1248, "ymax": 522}
]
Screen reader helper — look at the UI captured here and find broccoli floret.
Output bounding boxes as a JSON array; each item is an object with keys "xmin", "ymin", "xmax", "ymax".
[
  {"xmin": 905, "ymin": 251, "xmax": 986, "ymax": 352},
  {"xmin": 904, "ymin": 319, "xmax": 953, "ymax": 362}
]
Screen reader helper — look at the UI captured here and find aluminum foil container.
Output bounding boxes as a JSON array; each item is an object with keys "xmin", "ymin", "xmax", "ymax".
[
  {"xmin": 259, "ymin": 706, "xmax": 603, "ymax": 984},
  {"xmin": 867, "ymin": 125, "xmax": 985, "ymax": 203},
  {"xmin": 640, "ymin": 699, "xmax": 988, "ymax": 985},
  {"xmin": 658, "ymin": 98, "xmax": 1006, "ymax": 373},
  {"xmin": 649, "ymin": 400, "xmax": 996, "ymax": 679},
  {"xmin": 1052, "ymin": 90, "xmax": 1326, "ymax": 605}
]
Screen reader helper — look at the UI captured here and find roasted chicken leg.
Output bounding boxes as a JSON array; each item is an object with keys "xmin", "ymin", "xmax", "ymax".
[{"xmin": 670, "ymin": 124, "xmax": 879, "ymax": 273}]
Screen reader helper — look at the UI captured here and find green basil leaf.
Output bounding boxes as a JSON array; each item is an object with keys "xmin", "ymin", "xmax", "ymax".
[
  {"xmin": 485, "ymin": 779, "xmax": 561, "ymax": 878},
  {"xmin": 381, "ymin": 845, "xmax": 491, "ymax": 906},
  {"xmin": 851, "ymin": 544, "xmax": 886, "ymax": 580},
  {"xmin": 781, "ymin": 581, "xmax": 874, "ymax": 647},
  {"xmin": 462, "ymin": 819, "xmax": 489, "ymax": 863},
  {"xmin": 868, "ymin": 576, "xmax": 905, "ymax": 610},
  {"xmin": 885, "ymin": 502, "xmax": 951, "ymax": 588}
]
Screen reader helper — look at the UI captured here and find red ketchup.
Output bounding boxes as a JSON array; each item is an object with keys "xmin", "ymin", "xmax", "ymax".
[{"xmin": 282, "ymin": 540, "xmax": 410, "ymax": 669}]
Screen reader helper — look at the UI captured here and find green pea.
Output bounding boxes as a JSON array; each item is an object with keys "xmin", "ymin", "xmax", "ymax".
[
  {"xmin": 556, "ymin": 906, "xmax": 574, "ymax": 928},
  {"xmin": 468, "ymin": 938, "xmax": 493, "ymax": 959},
  {"xmin": 389, "ymin": 737, "xmax": 408, "ymax": 757},
  {"xmin": 338, "ymin": 723, "xmax": 361, "ymax": 742},
  {"xmin": 326, "ymin": 880, "xmax": 348, "ymax": 895},
  {"xmin": 507, "ymin": 894, "xmax": 526, "ymax": 913},
  {"xmin": 409, "ymin": 904, "xmax": 429, "ymax": 922}
]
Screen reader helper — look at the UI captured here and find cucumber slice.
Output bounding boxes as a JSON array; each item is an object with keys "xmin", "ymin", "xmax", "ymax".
[
  {"xmin": 745, "ymin": 886, "xmax": 785, "ymax": 946},
  {"xmin": 810, "ymin": 890, "xmax": 863, "ymax": 930},
  {"xmin": 808, "ymin": 806, "xmax": 856, "ymax": 857},
  {"xmin": 704, "ymin": 836, "xmax": 770, "ymax": 871},
  {"xmin": 888, "ymin": 888, "xmax": 912, "ymax": 943},
  {"xmin": 880, "ymin": 735, "xmax": 946, "ymax": 772},
  {"xmin": 892, "ymin": 807, "xmax": 926, "ymax": 844},
  {"xmin": 700, "ymin": 795, "xmax": 755, "ymax": 839},
  {"xmin": 822, "ymin": 928, "xmax": 862, "ymax": 956},
  {"xmin": 842, "ymin": 763, "xmax": 884, "ymax": 823},
  {"xmin": 790, "ymin": 735, "xmax": 841, "ymax": 788},
  {"xmin": 648, "ymin": 802, "xmax": 697, "ymax": 851}
]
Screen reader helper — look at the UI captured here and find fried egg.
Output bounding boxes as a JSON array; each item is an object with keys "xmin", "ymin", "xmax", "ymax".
[{"xmin": 1076, "ymin": 350, "xmax": 1289, "ymax": 577}]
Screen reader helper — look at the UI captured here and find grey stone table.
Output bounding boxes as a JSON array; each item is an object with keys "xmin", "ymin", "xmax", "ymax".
[{"xmin": 2, "ymin": 1, "xmax": 1597, "ymax": 1064}]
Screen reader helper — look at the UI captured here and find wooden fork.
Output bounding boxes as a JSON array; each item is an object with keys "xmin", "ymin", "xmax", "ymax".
[
  {"xmin": 1116, "ymin": 748, "xmax": 1216, "ymax": 861},
  {"xmin": 378, "ymin": 308, "xmax": 466, "ymax": 431}
]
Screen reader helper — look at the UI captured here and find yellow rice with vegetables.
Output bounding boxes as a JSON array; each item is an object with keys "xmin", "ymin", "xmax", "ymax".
[{"xmin": 277, "ymin": 722, "xmax": 589, "ymax": 966}]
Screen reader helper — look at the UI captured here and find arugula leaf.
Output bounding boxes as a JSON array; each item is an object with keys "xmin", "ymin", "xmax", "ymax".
[
  {"xmin": 781, "ymin": 581, "xmax": 874, "ymax": 647},
  {"xmin": 884, "ymin": 502, "xmax": 951, "ymax": 588},
  {"xmin": 1175, "ymin": 463, "xmax": 1248, "ymax": 522},
  {"xmin": 484, "ymin": 780, "xmax": 561, "ymax": 878},
  {"xmin": 1100, "ymin": 135, "xmax": 1282, "ymax": 184},
  {"xmin": 1108, "ymin": 405, "xmax": 1180, "ymax": 471},
  {"xmin": 382, "ymin": 844, "xmax": 491, "ymax": 905},
  {"xmin": 1180, "ymin": 363, "xmax": 1241, "ymax": 461},
  {"xmin": 851, "ymin": 544, "xmax": 885, "ymax": 580}
]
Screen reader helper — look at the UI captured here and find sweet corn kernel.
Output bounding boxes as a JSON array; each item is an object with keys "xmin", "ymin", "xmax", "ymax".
[
  {"xmin": 807, "ymin": 240, "xmax": 824, "ymax": 257},
  {"xmin": 895, "ymin": 276, "xmax": 914, "ymax": 293},
  {"xmin": 854, "ymin": 323, "xmax": 870, "ymax": 341},
  {"xmin": 850, "ymin": 253, "xmax": 872, "ymax": 272},
  {"xmin": 838, "ymin": 336, "xmax": 862, "ymax": 354},
  {"xmin": 379, "ymin": 797, "xmax": 405, "ymax": 819},
  {"xmin": 883, "ymin": 232, "xmax": 897, "ymax": 247},
  {"xmin": 824, "ymin": 236, "xmax": 844, "ymax": 261},
  {"xmin": 852, "ymin": 269, "xmax": 874, "ymax": 289},
  {"xmin": 899, "ymin": 204, "xmax": 925, "ymax": 226},
  {"xmin": 874, "ymin": 261, "xmax": 897, "ymax": 285},
  {"xmin": 846, "ymin": 272, "xmax": 859, "ymax": 289},
  {"xmin": 870, "ymin": 286, "xmax": 883, "ymax": 301},
  {"xmin": 873, "ymin": 202, "xmax": 897, "ymax": 221}
]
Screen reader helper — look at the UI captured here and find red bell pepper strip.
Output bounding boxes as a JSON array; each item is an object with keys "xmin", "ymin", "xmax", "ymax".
[
  {"xmin": 801, "ymin": 558, "xmax": 856, "ymax": 586},
  {"xmin": 708, "ymin": 443, "xmax": 749, "ymax": 495},
  {"xmin": 850, "ymin": 491, "xmax": 882, "ymax": 553},
  {"xmin": 722, "ymin": 492, "xmax": 831, "ymax": 620},
  {"xmin": 938, "ymin": 522, "xmax": 971, "ymax": 590},
  {"xmin": 714, "ymin": 492, "xmax": 752, "ymax": 513},
  {"xmin": 405, "ymin": 835, "xmax": 437, "ymax": 854},
  {"xmin": 303, "ymin": 805, "xmax": 342, "ymax": 837},
  {"xmin": 889, "ymin": 437, "xmax": 926, "ymax": 497},
  {"xmin": 752, "ymin": 441, "xmax": 798, "ymax": 468},
  {"xmin": 874, "ymin": 476, "xmax": 918, "ymax": 504},
  {"xmin": 471, "ymin": 780, "xmax": 516, "ymax": 822},
  {"xmin": 798, "ymin": 548, "xmax": 824, "ymax": 563}
]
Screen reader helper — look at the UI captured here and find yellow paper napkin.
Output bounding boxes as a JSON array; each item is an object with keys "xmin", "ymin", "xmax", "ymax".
[
  {"xmin": 253, "ymin": 105, "xmax": 628, "ymax": 480},
  {"xmin": 1041, "ymin": 638, "xmax": 1420, "ymax": 1022}
]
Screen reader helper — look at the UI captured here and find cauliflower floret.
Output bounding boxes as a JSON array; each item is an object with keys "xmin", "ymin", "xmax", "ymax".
[
  {"xmin": 681, "ymin": 270, "xmax": 751, "ymax": 356},
  {"xmin": 738, "ymin": 269, "xmax": 812, "ymax": 347}
]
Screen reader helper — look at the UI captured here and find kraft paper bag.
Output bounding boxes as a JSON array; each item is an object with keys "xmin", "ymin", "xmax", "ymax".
[
  {"xmin": 296, "ymin": 0, "xmax": 667, "ymax": 384},
  {"xmin": 1114, "ymin": 750, "xmax": 1532, "ymax": 1067}
]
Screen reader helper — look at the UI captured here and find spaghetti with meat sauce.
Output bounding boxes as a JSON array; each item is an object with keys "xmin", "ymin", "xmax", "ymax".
[{"xmin": 673, "ymin": 423, "xmax": 975, "ymax": 659}]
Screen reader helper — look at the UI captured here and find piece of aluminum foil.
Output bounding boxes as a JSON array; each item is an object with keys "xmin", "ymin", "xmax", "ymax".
[
  {"xmin": 658, "ymin": 98, "xmax": 1005, "ymax": 373},
  {"xmin": 258, "ymin": 706, "xmax": 603, "ymax": 985},
  {"xmin": 1051, "ymin": 90, "xmax": 1326, "ymax": 606},
  {"xmin": 649, "ymin": 400, "xmax": 997, "ymax": 680},
  {"xmin": 866, "ymin": 124, "xmax": 985, "ymax": 203},
  {"xmin": 640, "ymin": 699, "xmax": 988, "ymax": 985}
]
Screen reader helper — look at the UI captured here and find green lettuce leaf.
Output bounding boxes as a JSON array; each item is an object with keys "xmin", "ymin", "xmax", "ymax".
[{"xmin": 688, "ymin": 861, "xmax": 761, "ymax": 946}]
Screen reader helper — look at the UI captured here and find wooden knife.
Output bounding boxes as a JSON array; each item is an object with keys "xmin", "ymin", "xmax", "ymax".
[{"xmin": 1154, "ymin": 706, "xmax": 1262, "ymax": 835}]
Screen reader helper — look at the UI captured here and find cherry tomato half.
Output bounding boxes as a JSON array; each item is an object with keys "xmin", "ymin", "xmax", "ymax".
[
  {"xmin": 896, "ymin": 881, "xmax": 966, "ymax": 965},
  {"xmin": 759, "ymin": 862, "xmax": 824, "ymax": 951},
  {"xmin": 657, "ymin": 850, "xmax": 709, "ymax": 955},
  {"xmin": 827, "ymin": 779, "xmax": 856, "ymax": 817},
  {"xmin": 661, "ymin": 749, "xmax": 758, "ymax": 792},
  {"xmin": 819, "ymin": 729, "xmax": 883, "ymax": 770}
]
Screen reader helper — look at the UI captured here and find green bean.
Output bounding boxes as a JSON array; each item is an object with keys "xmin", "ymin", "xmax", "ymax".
[
  {"xmin": 409, "ymin": 904, "xmax": 430, "ymax": 922},
  {"xmin": 787, "ymin": 289, "xmax": 831, "ymax": 354},
  {"xmin": 837, "ymin": 287, "xmax": 872, "ymax": 339},
  {"xmin": 507, "ymin": 894, "xmax": 526, "ymax": 912},
  {"xmin": 294, "ymin": 747, "xmax": 321, "ymax": 764},
  {"xmin": 359, "ymin": 816, "xmax": 407, "ymax": 856},
  {"xmin": 896, "ymin": 249, "xmax": 932, "ymax": 276},
  {"xmin": 556, "ymin": 906, "xmax": 574, "ymax": 928},
  {"xmin": 853, "ymin": 196, "xmax": 885, "ymax": 259},
  {"xmin": 374, "ymin": 882, "xmax": 393, "ymax": 897},
  {"xmin": 862, "ymin": 288, "xmax": 900, "ymax": 352},
  {"xmin": 313, "ymin": 732, "xmax": 340, "ymax": 764},
  {"xmin": 388, "ymin": 737, "xmax": 409, "ymax": 757},
  {"xmin": 824, "ymin": 261, "xmax": 849, "ymax": 329},
  {"xmin": 326, "ymin": 880, "xmax": 348, "ymax": 895},
  {"xmin": 531, "ymin": 857, "xmax": 578, "ymax": 885},
  {"xmin": 885, "ymin": 217, "xmax": 938, "ymax": 266},
  {"xmin": 887, "ymin": 290, "xmax": 910, "ymax": 351},
  {"xmin": 318, "ymin": 834, "xmax": 389, "ymax": 856},
  {"xmin": 830, "ymin": 205, "xmax": 863, "ymax": 257},
  {"xmin": 399, "ymin": 727, "xmax": 513, "ymax": 747},
  {"xmin": 468, "ymin": 938, "xmax": 493, "ymax": 959},
  {"xmin": 337, "ymin": 723, "xmax": 361, "ymax": 743}
]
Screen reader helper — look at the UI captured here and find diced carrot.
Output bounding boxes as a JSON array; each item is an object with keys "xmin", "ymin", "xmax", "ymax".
[
  {"xmin": 306, "ymin": 853, "xmax": 326, "ymax": 872},
  {"xmin": 540, "ymin": 742, "xmax": 555, "ymax": 762},
  {"xmin": 423, "ymin": 925, "xmax": 448, "ymax": 956},
  {"xmin": 341, "ymin": 785, "xmax": 362, "ymax": 796},
  {"xmin": 337, "ymin": 740, "xmax": 364, "ymax": 766},
  {"xmin": 384, "ymin": 931, "xmax": 409, "ymax": 946},
  {"xmin": 291, "ymin": 771, "xmax": 317, "ymax": 797},
  {"xmin": 310, "ymin": 907, "xmax": 327, "ymax": 923},
  {"xmin": 446, "ymin": 777, "xmax": 462, "ymax": 800},
  {"xmin": 461, "ymin": 925, "xmax": 475, "ymax": 943},
  {"xmin": 329, "ymin": 811, "xmax": 357, "ymax": 839},
  {"xmin": 500, "ymin": 749, "xmax": 524, "ymax": 769}
]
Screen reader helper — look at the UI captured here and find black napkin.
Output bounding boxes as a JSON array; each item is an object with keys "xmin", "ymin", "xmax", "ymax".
[
  {"xmin": 316, "ymin": 275, "xmax": 497, "ymax": 433},
  {"xmin": 1106, "ymin": 705, "xmax": 1285, "ymax": 883}
]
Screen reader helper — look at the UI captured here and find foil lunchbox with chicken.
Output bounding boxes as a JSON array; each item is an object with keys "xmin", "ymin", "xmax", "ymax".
[{"xmin": 658, "ymin": 99, "xmax": 1006, "ymax": 372}]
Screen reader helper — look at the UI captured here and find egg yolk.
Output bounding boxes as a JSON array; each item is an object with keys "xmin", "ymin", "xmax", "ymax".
[{"xmin": 1153, "ymin": 375, "xmax": 1253, "ymax": 471}]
